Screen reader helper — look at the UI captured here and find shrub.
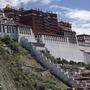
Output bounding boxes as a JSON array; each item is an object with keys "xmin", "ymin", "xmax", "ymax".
[{"xmin": 86, "ymin": 64, "xmax": 90, "ymax": 70}]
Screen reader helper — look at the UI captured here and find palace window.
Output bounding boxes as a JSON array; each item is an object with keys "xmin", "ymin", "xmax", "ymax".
[
  {"xmin": 7, "ymin": 26, "xmax": 12, "ymax": 33},
  {"xmin": 19, "ymin": 28, "xmax": 23, "ymax": 34},
  {"xmin": 25, "ymin": 29, "xmax": 28, "ymax": 34},
  {"xmin": 12, "ymin": 26, "xmax": 17, "ymax": 33},
  {"xmin": 27, "ymin": 30, "xmax": 30, "ymax": 35},
  {"xmin": 29, "ymin": 29, "xmax": 31, "ymax": 35},
  {"xmin": 23, "ymin": 28, "xmax": 26, "ymax": 34},
  {"xmin": 19, "ymin": 28, "xmax": 22, "ymax": 34},
  {"xmin": 3, "ymin": 25, "xmax": 7, "ymax": 33},
  {"xmin": 12, "ymin": 26, "xmax": 15, "ymax": 33},
  {"xmin": 21, "ymin": 29, "xmax": 24, "ymax": 34},
  {"xmin": 7, "ymin": 26, "xmax": 9, "ymax": 33}
]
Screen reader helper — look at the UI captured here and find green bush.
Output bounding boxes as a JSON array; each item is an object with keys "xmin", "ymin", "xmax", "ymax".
[
  {"xmin": 1, "ymin": 35, "xmax": 13, "ymax": 45},
  {"xmin": 86, "ymin": 64, "xmax": 90, "ymax": 70}
]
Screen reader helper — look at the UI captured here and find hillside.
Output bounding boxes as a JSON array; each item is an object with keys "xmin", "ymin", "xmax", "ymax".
[{"xmin": 0, "ymin": 36, "xmax": 67, "ymax": 90}]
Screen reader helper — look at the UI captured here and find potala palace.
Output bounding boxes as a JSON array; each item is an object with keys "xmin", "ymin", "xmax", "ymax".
[{"xmin": 0, "ymin": 6, "xmax": 90, "ymax": 64}]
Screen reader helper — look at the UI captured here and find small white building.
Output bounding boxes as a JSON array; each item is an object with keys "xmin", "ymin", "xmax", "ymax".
[{"xmin": 0, "ymin": 17, "xmax": 36, "ymax": 43}]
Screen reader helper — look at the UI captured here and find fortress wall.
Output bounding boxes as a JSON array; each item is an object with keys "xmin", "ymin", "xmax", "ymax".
[
  {"xmin": 18, "ymin": 28, "xmax": 36, "ymax": 43},
  {"xmin": 83, "ymin": 52, "xmax": 90, "ymax": 64},
  {"xmin": 43, "ymin": 37, "xmax": 90, "ymax": 64},
  {"xmin": 44, "ymin": 40, "xmax": 84, "ymax": 62},
  {"xmin": 79, "ymin": 45, "xmax": 90, "ymax": 64}
]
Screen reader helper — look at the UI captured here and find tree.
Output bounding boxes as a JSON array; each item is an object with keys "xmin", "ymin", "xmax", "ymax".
[
  {"xmin": 69, "ymin": 60, "xmax": 76, "ymax": 65},
  {"xmin": 86, "ymin": 64, "xmax": 90, "ymax": 70},
  {"xmin": 1, "ymin": 35, "xmax": 13, "ymax": 45},
  {"xmin": 62, "ymin": 58, "xmax": 69, "ymax": 64},
  {"xmin": 56, "ymin": 58, "xmax": 63, "ymax": 64},
  {"xmin": 77, "ymin": 62, "xmax": 86, "ymax": 67}
]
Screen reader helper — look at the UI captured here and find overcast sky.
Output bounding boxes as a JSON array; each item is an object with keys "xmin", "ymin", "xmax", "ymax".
[{"xmin": 0, "ymin": 0, "xmax": 90, "ymax": 35}]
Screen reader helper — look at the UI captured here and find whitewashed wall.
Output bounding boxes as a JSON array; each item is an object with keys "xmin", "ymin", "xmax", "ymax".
[
  {"xmin": 44, "ymin": 41, "xmax": 84, "ymax": 62},
  {"xmin": 39, "ymin": 35, "xmax": 90, "ymax": 63},
  {"xmin": 0, "ymin": 24, "xmax": 18, "ymax": 40},
  {"xmin": 83, "ymin": 52, "xmax": 90, "ymax": 64},
  {"xmin": 18, "ymin": 27, "xmax": 36, "ymax": 43},
  {"xmin": 79, "ymin": 45, "xmax": 90, "ymax": 64}
]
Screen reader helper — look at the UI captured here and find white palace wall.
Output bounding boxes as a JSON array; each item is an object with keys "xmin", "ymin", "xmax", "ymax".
[
  {"xmin": 39, "ymin": 35, "xmax": 90, "ymax": 63},
  {"xmin": 79, "ymin": 45, "xmax": 90, "ymax": 64},
  {"xmin": 0, "ymin": 24, "xmax": 36, "ymax": 43},
  {"xmin": 44, "ymin": 40, "xmax": 84, "ymax": 62},
  {"xmin": 18, "ymin": 27, "xmax": 36, "ymax": 43}
]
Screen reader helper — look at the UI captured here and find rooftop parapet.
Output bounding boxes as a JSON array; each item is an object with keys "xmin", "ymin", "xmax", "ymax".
[
  {"xmin": 77, "ymin": 34, "xmax": 90, "ymax": 45},
  {"xmin": 58, "ymin": 21, "xmax": 72, "ymax": 31}
]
